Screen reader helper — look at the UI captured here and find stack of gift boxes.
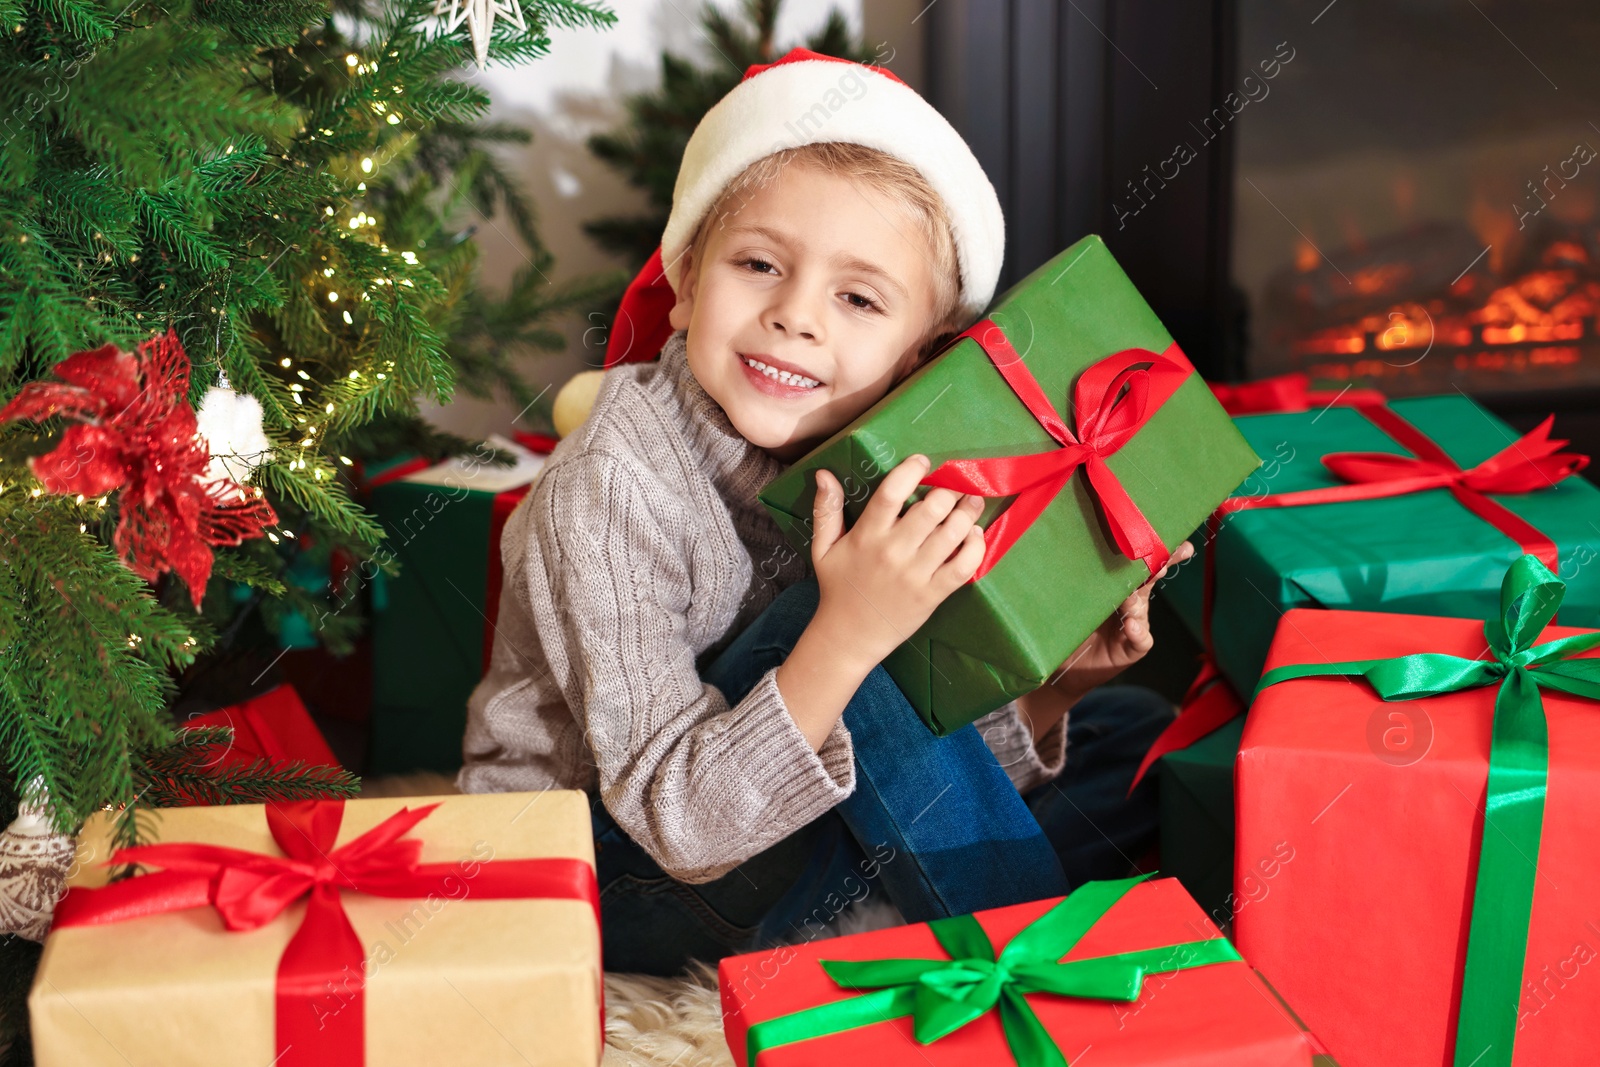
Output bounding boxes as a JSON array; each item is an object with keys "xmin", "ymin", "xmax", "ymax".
[{"xmin": 27, "ymin": 234, "xmax": 1595, "ymax": 1064}]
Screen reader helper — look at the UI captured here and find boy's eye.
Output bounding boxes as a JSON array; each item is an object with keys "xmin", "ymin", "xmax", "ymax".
[
  {"xmin": 844, "ymin": 291, "xmax": 882, "ymax": 312},
  {"xmin": 738, "ymin": 257, "xmax": 776, "ymax": 274}
]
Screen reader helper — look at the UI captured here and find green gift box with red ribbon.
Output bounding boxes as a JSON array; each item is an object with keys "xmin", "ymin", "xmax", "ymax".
[
  {"xmin": 1235, "ymin": 556, "xmax": 1600, "ymax": 1067},
  {"xmin": 1161, "ymin": 393, "xmax": 1600, "ymax": 702},
  {"xmin": 757, "ymin": 235, "xmax": 1261, "ymax": 734},
  {"xmin": 719, "ymin": 874, "xmax": 1336, "ymax": 1066}
]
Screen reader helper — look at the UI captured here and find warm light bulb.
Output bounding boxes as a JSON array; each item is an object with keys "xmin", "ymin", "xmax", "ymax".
[{"xmin": 361, "ymin": 158, "xmax": 373, "ymax": 174}]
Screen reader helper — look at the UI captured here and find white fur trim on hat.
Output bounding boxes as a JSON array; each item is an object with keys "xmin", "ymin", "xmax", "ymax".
[{"xmin": 660, "ymin": 58, "xmax": 1005, "ymax": 320}]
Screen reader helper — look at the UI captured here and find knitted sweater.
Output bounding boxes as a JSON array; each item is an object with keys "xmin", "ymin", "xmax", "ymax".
[{"xmin": 456, "ymin": 331, "xmax": 1068, "ymax": 883}]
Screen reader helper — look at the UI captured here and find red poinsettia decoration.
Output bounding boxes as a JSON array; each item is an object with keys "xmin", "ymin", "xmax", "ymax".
[{"xmin": 0, "ymin": 329, "xmax": 278, "ymax": 609}]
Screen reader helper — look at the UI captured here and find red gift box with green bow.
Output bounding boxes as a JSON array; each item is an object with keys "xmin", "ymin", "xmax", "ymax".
[
  {"xmin": 1236, "ymin": 555, "xmax": 1600, "ymax": 1066},
  {"xmin": 720, "ymin": 874, "xmax": 1336, "ymax": 1066}
]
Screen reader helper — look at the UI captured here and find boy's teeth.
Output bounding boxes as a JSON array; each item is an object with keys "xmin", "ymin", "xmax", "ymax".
[{"xmin": 744, "ymin": 356, "xmax": 820, "ymax": 388}]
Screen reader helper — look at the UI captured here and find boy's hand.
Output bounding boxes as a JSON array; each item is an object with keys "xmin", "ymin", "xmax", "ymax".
[
  {"xmin": 1048, "ymin": 540, "xmax": 1195, "ymax": 704},
  {"xmin": 807, "ymin": 454, "xmax": 986, "ymax": 670}
]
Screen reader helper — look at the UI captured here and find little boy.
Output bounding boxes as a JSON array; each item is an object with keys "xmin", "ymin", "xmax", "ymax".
[{"xmin": 459, "ymin": 50, "xmax": 1186, "ymax": 975}]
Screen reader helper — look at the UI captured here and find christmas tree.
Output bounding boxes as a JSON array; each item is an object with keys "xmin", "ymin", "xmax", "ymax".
[
  {"xmin": 0, "ymin": 0, "xmax": 615, "ymax": 845},
  {"xmin": 585, "ymin": 0, "xmax": 872, "ymax": 270}
]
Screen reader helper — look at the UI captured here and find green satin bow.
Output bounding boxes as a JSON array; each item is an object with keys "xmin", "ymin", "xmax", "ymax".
[
  {"xmin": 1255, "ymin": 554, "xmax": 1600, "ymax": 1067},
  {"xmin": 744, "ymin": 874, "xmax": 1241, "ymax": 1066}
]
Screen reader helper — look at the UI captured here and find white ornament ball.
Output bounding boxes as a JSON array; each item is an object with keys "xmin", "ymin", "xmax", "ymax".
[
  {"xmin": 553, "ymin": 370, "xmax": 607, "ymax": 438},
  {"xmin": 196, "ymin": 386, "xmax": 272, "ymax": 487},
  {"xmin": 0, "ymin": 781, "xmax": 76, "ymax": 942}
]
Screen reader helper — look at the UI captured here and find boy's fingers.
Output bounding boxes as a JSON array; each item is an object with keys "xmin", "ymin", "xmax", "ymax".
[
  {"xmin": 899, "ymin": 486, "xmax": 964, "ymax": 543},
  {"xmin": 859, "ymin": 454, "xmax": 931, "ymax": 535},
  {"xmin": 1144, "ymin": 540, "xmax": 1195, "ymax": 589},
  {"xmin": 915, "ymin": 493, "xmax": 982, "ymax": 569},
  {"xmin": 935, "ymin": 525, "xmax": 985, "ymax": 587},
  {"xmin": 810, "ymin": 470, "xmax": 845, "ymax": 561}
]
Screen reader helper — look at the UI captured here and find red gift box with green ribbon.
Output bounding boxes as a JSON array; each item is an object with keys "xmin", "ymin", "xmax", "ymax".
[
  {"xmin": 1235, "ymin": 556, "xmax": 1600, "ymax": 1067},
  {"xmin": 720, "ymin": 874, "xmax": 1335, "ymax": 1066},
  {"xmin": 757, "ymin": 235, "xmax": 1261, "ymax": 734}
]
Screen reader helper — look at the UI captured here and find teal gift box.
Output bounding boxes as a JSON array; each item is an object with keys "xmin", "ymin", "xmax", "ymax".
[
  {"xmin": 1163, "ymin": 394, "xmax": 1600, "ymax": 698},
  {"xmin": 368, "ymin": 437, "xmax": 550, "ymax": 774}
]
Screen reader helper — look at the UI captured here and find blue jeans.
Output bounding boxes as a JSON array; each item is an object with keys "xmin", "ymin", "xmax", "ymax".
[{"xmin": 592, "ymin": 578, "xmax": 1172, "ymax": 975}]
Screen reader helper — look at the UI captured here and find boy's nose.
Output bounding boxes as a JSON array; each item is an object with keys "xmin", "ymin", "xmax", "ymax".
[
  {"xmin": 766, "ymin": 288, "xmax": 825, "ymax": 342},
  {"xmin": 773, "ymin": 318, "xmax": 817, "ymax": 341}
]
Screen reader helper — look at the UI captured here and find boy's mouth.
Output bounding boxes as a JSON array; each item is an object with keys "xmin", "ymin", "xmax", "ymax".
[{"xmin": 739, "ymin": 353, "xmax": 823, "ymax": 391}]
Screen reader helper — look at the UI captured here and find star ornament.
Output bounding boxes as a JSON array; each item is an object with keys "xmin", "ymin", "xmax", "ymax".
[
  {"xmin": 0, "ymin": 329, "xmax": 279, "ymax": 610},
  {"xmin": 434, "ymin": 0, "xmax": 527, "ymax": 70}
]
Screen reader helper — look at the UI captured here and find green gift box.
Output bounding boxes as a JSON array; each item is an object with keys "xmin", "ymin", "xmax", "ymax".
[
  {"xmin": 369, "ymin": 437, "xmax": 550, "ymax": 774},
  {"xmin": 1163, "ymin": 394, "xmax": 1600, "ymax": 697},
  {"xmin": 1158, "ymin": 714, "xmax": 1242, "ymax": 926},
  {"xmin": 757, "ymin": 236, "xmax": 1261, "ymax": 734}
]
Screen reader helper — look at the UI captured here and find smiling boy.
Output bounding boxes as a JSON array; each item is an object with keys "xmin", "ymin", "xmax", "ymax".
[{"xmin": 460, "ymin": 51, "xmax": 1184, "ymax": 975}]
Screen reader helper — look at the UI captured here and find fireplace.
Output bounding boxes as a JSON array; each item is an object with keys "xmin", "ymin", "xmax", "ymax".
[
  {"xmin": 924, "ymin": 0, "xmax": 1600, "ymax": 446},
  {"xmin": 1232, "ymin": 0, "xmax": 1600, "ymax": 405}
]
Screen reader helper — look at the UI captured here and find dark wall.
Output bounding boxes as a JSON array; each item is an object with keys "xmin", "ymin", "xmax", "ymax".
[{"xmin": 925, "ymin": 0, "xmax": 1242, "ymax": 378}]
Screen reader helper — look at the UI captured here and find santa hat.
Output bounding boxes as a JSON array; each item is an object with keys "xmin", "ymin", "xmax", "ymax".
[{"xmin": 602, "ymin": 48, "xmax": 1005, "ymax": 369}]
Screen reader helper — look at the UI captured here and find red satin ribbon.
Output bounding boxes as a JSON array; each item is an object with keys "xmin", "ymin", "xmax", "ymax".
[
  {"xmin": 52, "ymin": 800, "xmax": 601, "ymax": 1066},
  {"xmin": 1212, "ymin": 406, "xmax": 1584, "ymax": 569},
  {"xmin": 1129, "ymin": 404, "xmax": 1586, "ymax": 789},
  {"xmin": 1207, "ymin": 372, "xmax": 1385, "ymax": 416},
  {"xmin": 918, "ymin": 319, "xmax": 1193, "ymax": 582},
  {"xmin": 1127, "ymin": 657, "xmax": 1244, "ymax": 794}
]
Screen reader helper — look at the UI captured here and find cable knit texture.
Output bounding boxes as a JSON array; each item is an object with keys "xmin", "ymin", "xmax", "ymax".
[{"xmin": 457, "ymin": 331, "xmax": 1067, "ymax": 883}]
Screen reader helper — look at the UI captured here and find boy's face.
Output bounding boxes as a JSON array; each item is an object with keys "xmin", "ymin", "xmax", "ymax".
[{"xmin": 669, "ymin": 163, "xmax": 943, "ymax": 463}]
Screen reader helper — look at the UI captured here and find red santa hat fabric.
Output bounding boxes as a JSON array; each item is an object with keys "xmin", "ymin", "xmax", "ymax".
[{"xmin": 602, "ymin": 48, "xmax": 1005, "ymax": 368}]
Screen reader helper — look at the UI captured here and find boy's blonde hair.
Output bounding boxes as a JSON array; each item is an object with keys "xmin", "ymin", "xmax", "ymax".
[{"xmin": 684, "ymin": 142, "xmax": 966, "ymax": 365}]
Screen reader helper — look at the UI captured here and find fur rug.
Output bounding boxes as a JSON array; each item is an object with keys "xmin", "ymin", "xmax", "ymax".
[{"xmin": 361, "ymin": 774, "xmax": 905, "ymax": 1066}]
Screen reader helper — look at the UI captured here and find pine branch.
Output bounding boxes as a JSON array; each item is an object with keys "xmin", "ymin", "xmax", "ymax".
[
  {"xmin": 132, "ymin": 727, "xmax": 360, "ymax": 809},
  {"xmin": 253, "ymin": 459, "xmax": 387, "ymax": 549},
  {"xmin": 1, "ymin": 0, "xmax": 615, "ymax": 843}
]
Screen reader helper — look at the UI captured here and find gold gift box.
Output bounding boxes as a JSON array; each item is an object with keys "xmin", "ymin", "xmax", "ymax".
[{"xmin": 30, "ymin": 791, "xmax": 601, "ymax": 1066}]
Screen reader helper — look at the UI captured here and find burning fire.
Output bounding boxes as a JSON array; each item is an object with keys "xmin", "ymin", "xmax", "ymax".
[{"xmin": 1292, "ymin": 235, "xmax": 1599, "ymax": 387}]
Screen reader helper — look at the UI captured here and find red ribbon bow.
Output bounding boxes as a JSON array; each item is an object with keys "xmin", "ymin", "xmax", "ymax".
[
  {"xmin": 52, "ymin": 800, "xmax": 601, "ymax": 1066},
  {"xmin": 1217, "ymin": 406, "xmax": 1588, "ymax": 569},
  {"xmin": 918, "ymin": 319, "xmax": 1193, "ymax": 581},
  {"xmin": 1207, "ymin": 371, "xmax": 1385, "ymax": 416}
]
